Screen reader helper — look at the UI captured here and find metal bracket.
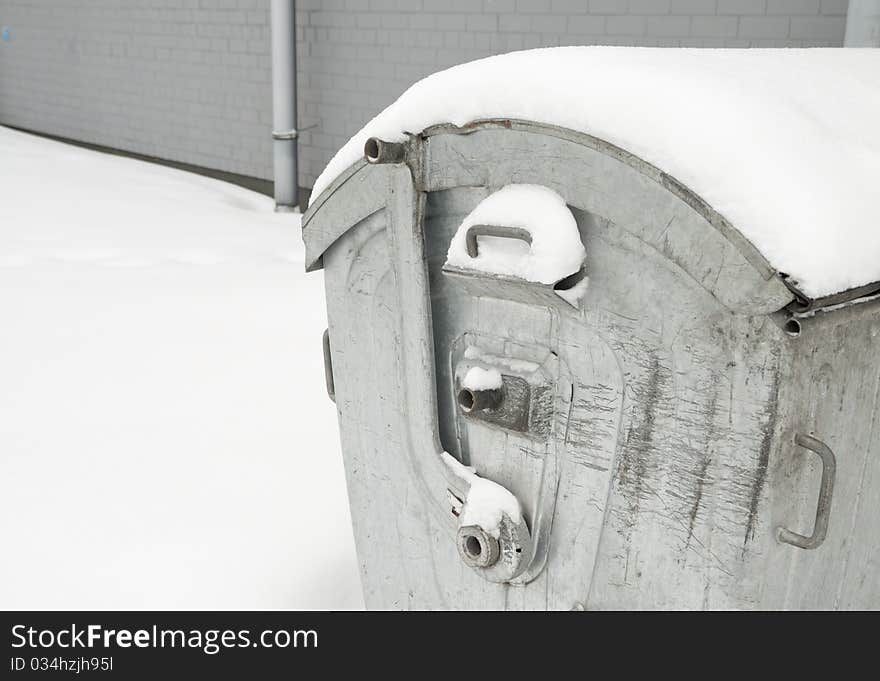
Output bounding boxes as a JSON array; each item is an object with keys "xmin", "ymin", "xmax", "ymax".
[
  {"xmin": 322, "ymin": 329, "xmax": 335, "ymax": 403},
  {"xmin": 443, "ymin": 218, "xmax": 588, "ymax": 311},
  {"xmin": 367, "ymin": 139, "xmax": 534, "ymax": 583},
  {"xmin": 777, "ymin": 433, "xmax": 836, "ymax": 550},
  {"xmin": 456, "ymin": 516, "xmax": 533, "ymax": 583},
  {"xmin": 274, "ymin": 123, "xmax": 318, "ymax": 141},
  {"xmin": 784, "ymin": 276, "xmax": 880, "ymax": 315},
  {"xmin": 272, "ymin": 129, "xmax": 299, "ymax": 140},
  {"xmin": 454, "ymin": 352, "xmax": 554, "ymax": 437}
]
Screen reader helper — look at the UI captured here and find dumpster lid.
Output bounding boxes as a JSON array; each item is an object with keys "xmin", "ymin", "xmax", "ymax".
[{"xmin": 308, "ymin": 47, "xmax": 880, "ymax": 300}]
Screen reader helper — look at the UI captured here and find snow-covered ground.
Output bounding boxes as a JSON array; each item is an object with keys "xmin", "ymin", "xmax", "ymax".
[{"xmin": 0, "ymin": 126, "xmax": 363, "ymax": 609}]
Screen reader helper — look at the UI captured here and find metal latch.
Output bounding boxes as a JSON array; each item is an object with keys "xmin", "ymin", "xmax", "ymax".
[{"xmin": 455, "ymin": 351, "xmax": 554, "ymax": 437}]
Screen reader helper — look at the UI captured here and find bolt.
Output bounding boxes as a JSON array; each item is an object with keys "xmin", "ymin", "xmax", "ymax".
[{"xmin": 457, "ymin": 525, "xmax": 500, "ymax": 569}]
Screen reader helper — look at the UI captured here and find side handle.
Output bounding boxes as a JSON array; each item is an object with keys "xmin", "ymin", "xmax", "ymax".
[
  {"xmin": 777, "ymin": 433, "xmax": 836, "ymax": 550},
  {"xmin": 322, "ymin": 329, "xmax": 335, "ymax": 403}
]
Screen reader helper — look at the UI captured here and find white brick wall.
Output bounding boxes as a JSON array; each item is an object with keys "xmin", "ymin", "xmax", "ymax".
[{"xmin": 0, "ymin": 1, "xmax": 849, "ymax": 190}]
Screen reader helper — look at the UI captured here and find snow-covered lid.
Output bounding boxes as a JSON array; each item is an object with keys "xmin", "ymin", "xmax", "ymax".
[{"xmin": 310, "ymin": 47, "xmax": 880, "ymax": 299}]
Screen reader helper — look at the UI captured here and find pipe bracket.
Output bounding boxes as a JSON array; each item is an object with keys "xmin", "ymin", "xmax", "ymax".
[{"xmin": 272, "ymin": 129, "xmax": 299, "ymax": 140}]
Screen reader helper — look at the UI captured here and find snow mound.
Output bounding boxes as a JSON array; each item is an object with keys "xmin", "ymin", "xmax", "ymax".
[
  {"xmin": 461, "ymin": 366, "xmax": 503, "ymax": 392},
  {"xmin": 310, "ymin": 47, "xmax": 880, "ymax": 298},
  {"xmin": 442, "ymin": 453, "xmax": 522, "ymax": 538},
  {"xmin": 0, "ymin": 125, "xmax": 362, "ymax": 610},
  {"xmin": 446, "ymin": 184, "xmax": 585, "ymax": 285}
]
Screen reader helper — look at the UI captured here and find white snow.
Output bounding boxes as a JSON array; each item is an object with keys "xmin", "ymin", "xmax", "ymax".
[
  {"xmin": 463, "ymin": 346, "xmax": 540, "ymax": 374},
  {"xmin": 442, "ymin": 453, "xmax": 522, "ymax": 538},
  {"xmin": 311, "ymin": 47, "xmax": 880, "ymax": 298},
  {"xmin": 461, "ymin": 366, "xmax": 503, "ymax": 392},
  {"xmin": 0, "ymin": 126, "xmax": 363, "ymax": 609},
  {"xmin": 446, "ymin": 184, "xmax": 585, "ymax": 284}
]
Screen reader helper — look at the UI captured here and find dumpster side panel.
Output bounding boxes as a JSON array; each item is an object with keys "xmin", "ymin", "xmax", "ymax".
[
  {"xmin": 323, "ymin": 209, "xmax": 426, "ymax": 608},
  {"xmin": 763, "ymin": 299, "xmax": 880, "ymax": 609},
  {"xmin": 572, "ymin": 217, "xmax": 789, "ymax": 610},
  {"xmin": 310, "ymin": 127, "xmax": 878, "ymax": 610}
]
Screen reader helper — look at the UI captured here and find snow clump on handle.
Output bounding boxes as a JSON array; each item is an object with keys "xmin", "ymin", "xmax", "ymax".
[
  {"xmin": 461, "ymin": 366, "xmax": 503, "ymax": 391},
  {"xmin": 445, "ymin": 184, "xmax": 585, "ymax": 285}
]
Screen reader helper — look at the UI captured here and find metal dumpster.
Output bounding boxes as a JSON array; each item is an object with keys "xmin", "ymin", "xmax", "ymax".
[{"xmin": 303, "ymin": 120, "xmax": 880, "ymax": 610}]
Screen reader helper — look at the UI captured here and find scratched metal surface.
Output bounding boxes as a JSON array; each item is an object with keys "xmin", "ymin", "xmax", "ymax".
[
  {"xmin": 762, "ymin": 299, "xmax": 880, "ymax": 609},
  {"xmin": 307, "ymin": 124, "xmax": 880, "ymax": 610}
]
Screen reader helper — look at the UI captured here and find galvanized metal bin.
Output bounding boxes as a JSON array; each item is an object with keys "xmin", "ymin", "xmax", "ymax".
[{"xmin": 303, "ymin": 120, "xmax": 880, "ymax": 610}]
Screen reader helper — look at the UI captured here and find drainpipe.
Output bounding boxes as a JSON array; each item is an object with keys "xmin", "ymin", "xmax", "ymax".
[
  {"xmin": 845, "ymin": 0, "xmax": 880, "ymax": 46},
  {"xmin": 270, "ymin": 0, "xmax": 298, "ymax": 212}
]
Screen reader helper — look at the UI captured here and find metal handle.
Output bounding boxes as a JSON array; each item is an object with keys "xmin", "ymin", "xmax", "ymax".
[
  {"xmin": 777, "ymin": 433, "xmax": 836, "ymax": 550},
  {"xmin": 322, "ymin": 329, "xmax": 335, "ymax": 402},
  {"xmin": 465, "ymin": 224, "xmax": 533, "ymax": 258}
]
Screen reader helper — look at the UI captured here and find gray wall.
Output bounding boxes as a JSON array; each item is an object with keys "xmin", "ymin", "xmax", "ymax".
[
  {"xmin": 296, "ymin": 0, "xmax": 850, "ymax": 186},
  {"xmin": 0, "ymin": 0, "xmax": 850, "ymax": 192},
  {"xmin": 0, "ymin": 0, "xmax": 276, "ymax": 180}
]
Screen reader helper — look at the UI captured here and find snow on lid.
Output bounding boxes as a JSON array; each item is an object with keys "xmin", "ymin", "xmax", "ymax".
[
  {"xmin": 310, "ymin": 47, "xmax": 880, "ymax": 299},
  {"xmin": 446, "ymin": 184, "xmax": 585, "ymax": 285},
  {"xmin": 442, "ymin": 453, "xmax": 522, "ymax": 537},
  {"xmin": 461, "ymin": 366, "xmax": 503, "ymax": 392}
]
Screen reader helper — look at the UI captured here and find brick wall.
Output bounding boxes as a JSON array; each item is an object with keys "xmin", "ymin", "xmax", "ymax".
[
  {"xmin": 0, "ymin": 1, "xmax": 850, "ymax": 190},
  {"xmin": 296, "ymin": 0, "xmax": 849, "ymax": 188},
  {"xmin": 0, "ymin": 0, "xmax": 276, "ymax": 180}
]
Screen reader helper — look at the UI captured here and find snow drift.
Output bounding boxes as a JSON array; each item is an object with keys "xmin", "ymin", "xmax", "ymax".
[{"xmin": 0, "ymin": 126, "xmax": 362, "ymax": 610}]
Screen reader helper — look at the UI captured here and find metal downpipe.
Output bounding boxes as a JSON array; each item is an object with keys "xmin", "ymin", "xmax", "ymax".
[{"xmin": 270, "ymin": 0, "xmax": 298, "ymax": 211}]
